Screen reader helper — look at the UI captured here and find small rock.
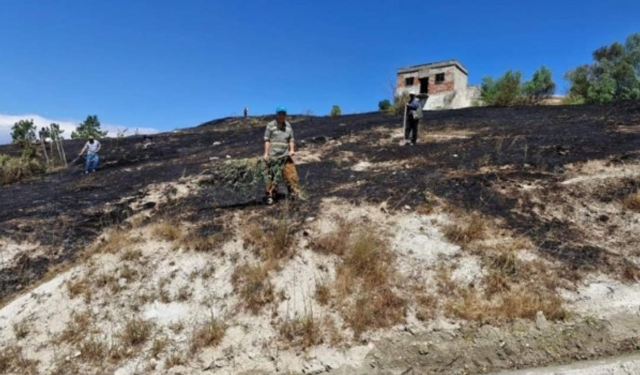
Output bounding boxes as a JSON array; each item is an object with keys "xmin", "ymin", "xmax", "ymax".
[
  {"xmin": 213, "ymin": 141, "xmax": 221, "ymax": 146},
  {"xmin": 305, "ymin": 217, "xmax": 315, "ymax": 222},
  {"xmin": 225, "ymin": 155, "xmax": 231, "ymax": 159},
  {"xmin": 419, "ymin": 347, "xmax": 429, "ymax": 355},
  {"xmin": 209, "ymin": 156, "xmax": 220, "ymax": 161},
  {"xmin": 453, "ymin": 154, "xmax": 458, "ymax": 158},
  {"xmin": 404, "ymin": 205, "xmax": 411, "ymax": 210},
  {"xmin": 302, "ymin": 360, "xmax": 326, "ymax": 374},
  {"xmin": 536, "ymin": 311, "xmax": 549, "ymax": 330}
]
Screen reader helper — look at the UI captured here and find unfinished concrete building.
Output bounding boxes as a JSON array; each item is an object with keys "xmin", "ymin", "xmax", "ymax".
[{"xmin": 396, "ymin": 59, "xmax": 480, "ymax": 110}]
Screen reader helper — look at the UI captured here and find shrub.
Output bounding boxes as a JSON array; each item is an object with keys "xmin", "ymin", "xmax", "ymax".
[
  {"xmin": 481, "ymin": 70, "xmax": 523, "ymax": 106},
  {"xmin": 0, "ymin": 154, "xmax": 46, "ymax": 185},
  {"xmin": 190, "ymin": 315, "xmax": 227, "ymax": 354},
  {"xmin": 565, "ymin": 33, "xmax": 640, "ymax": 103},
  {"xmin": 330, "ymin": 105, "xmax": 342, "ymax": 117},
  {"xmin": 378, "ymin": 99, "xmax": 391, "ymax": 112},
  {"xmin": 522, "ymin": 66, "xmax": 556, "ymax": 104}
]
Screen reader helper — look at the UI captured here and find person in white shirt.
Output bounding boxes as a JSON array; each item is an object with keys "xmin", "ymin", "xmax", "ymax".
[{"xmin": 79, "ymin": 137, "xmax": 101, "ymax": 174}]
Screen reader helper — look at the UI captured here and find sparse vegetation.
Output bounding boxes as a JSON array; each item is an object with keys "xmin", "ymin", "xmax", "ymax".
[
  {"xmin": 231, "ymin": 263, "xmax": 275, "ymax": 314},
  {"xmin": 120, "ymin": 248, "xmax": 143, "ymax": 261},
  {"xmin": 150, "ymin": 336, "xmax": 169, "ymax": 358},
  {"xmin": 152, "ymin": 220, "xmax": 183, "ymax": 242},
  {"xmin": 189, "ymin": 315, "xmax": 227, "ymax": 354},
  {"xmin": 623, "ymin": 190, "xmax": 640, "ymax": 212},
  {"xmin": 442, "ymin": 211, "xmax": 488, "ymax": 245},
  {"xmin": 0, "ymin": 154, "xmax": 46, "ymax": 185},
  {"xmin": 57, "ymin": 310, "xmax": 93, "ymax": 344},
  {"xmin": 164, "ymin": 352, "xmax": 187, "ymax": 368},
  {"xmin": 12, "ymin": 319, "xmax": 30, "ymax": 339},
  {"xmin": 279, "ymin": 312, "xmax": 323, "ymax": 349},
  {"xmin": 119, "ymin": 317, "xmax": 154, "ymax": 347},
  {"xmin": 312, "ymin": 224, "xmax": 406, "ymax": 338},
  {"xmin": 0, "ymin": 345, "xmax": 39, "ymax": 375}
]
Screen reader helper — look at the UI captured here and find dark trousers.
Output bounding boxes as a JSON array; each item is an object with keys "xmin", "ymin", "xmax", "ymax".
[{"xmin": 405, "ymin": 116, "xmax": 419, "ymax": 144}]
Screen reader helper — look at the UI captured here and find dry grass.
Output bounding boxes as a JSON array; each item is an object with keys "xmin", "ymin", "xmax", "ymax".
[
  {"xmin": 189, "ymin": 315, "xmax": 227, "ymax": 354},
  {"xmin": 176, "ymin": 286, "xmax": 192, "ymax": 302},
  {"xmin": 101, "ymin": 230, "xmax": 131, "ymax": 254},
  {"xmin": 244, "ymin": 207, "xmax": 296, "ymax": 263},
  {"xmin": 309, "ymin": 218, "xmax": 353, "ymax": 256},
  {"xmin": 623, "ymin": 190, "xmax": 640, "ymax": 212},
  {"xmin": 119, "ymin": 317, "xmax": 154, "ymax": 347},
  {"xmin": 279, "ymin": 312, "xmax": 323, "ymax": 349},
  {"xmin": 78, "ymin": 336, "xmax": 108, "ymax": 364},
  {"xmin": 185, "ymin": 231, "xmax": 231, "ymax": 252},
  {"xmin": 120, "ymin": 248, "xmax": 143, "ymax": 261},
  {"xmin": 231, "ymin": 263, "xmax": 275, "ymax": 314},
  {"xmin": 445, "ymin": 284, "xmax": 566, "ymax": 323},
  {"xmin": 57, "ymin": 310, "xmax": 93, "ymax": 344},
  {"xmin": 164, "ymin": 352, "xmax": 187, "ymax": 369},
  {"xmin": 67, "ymin": 276, "xmax": 90, "ymax": 299},
  {"xmin": 150, "ymin": 336, "xmax": 169, "ymax": 359},
  {"xmin": 313, "ymin": 224, "xmax": 407, "ymax": 338},
  {"xmin": 0, "ymin": 345, "xmax": 39, "ymax": 375},
  {"xmin": 314, "ymin": 281, "xmax": 331, "ymax": 306},
  {"xmin": 335, "ymin": 232, "xmax": 394, "ymax": 297},
  {"xmin": 345, "ymin": 288, "xmax": 407, "ymax": 339},
  {"xmin": 12, "ymin": 319, "xmax": 30, "ymax": 340},
  {"xmin": 415, "ymin": 294, "xmax": 438, "ymax": 322},
  {"xmin": 153, "ymin": 220, "xmax": 183, "ymax": 242},
  {"xmin": 443, "ymin": 211, "xmax": 488, "ymax": 245}
]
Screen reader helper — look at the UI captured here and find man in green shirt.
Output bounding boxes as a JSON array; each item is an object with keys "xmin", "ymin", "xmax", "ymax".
[{"xmin": 263, "ymin": 106, "xmax": 300, "ymax": 205}]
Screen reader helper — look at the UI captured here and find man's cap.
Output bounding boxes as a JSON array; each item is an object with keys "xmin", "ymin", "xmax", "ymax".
[{"xmin": 276, "ymin": 106, "xmax": 287, "ymax": 114}]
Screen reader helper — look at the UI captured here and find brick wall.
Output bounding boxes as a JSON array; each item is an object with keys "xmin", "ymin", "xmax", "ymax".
[{"xmin": 429, "ymin": 69, "xmax": 455, "ymax": 94}]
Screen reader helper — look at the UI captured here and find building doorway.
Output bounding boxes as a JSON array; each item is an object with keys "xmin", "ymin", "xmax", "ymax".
[{"xmin": 420, "ymin": 78, "xmax": 429, "ymax": 94}]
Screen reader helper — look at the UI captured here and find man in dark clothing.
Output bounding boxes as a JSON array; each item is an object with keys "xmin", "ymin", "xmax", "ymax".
[{"xmin": 405, "ymin": 93, "xmax": 421, "ymax": 145}]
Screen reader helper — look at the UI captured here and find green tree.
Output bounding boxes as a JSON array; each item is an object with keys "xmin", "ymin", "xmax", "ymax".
[
  {"xmin": 522, "ymin": 66, "xmax": 556, "ymax": 104},
  {"xmin": 49, "ymin": 123, "xmax": 64, "ymax": 139},
  {"xmin": 481, "ymin": 70, "xmax": 522, "ymax": 106},
  {"xmin": 71, "ymin": 115, "xmax": 108, "ymax": 139},
  {"xmin": 565, "ymin": 32, "xmax": 640, "ymax": 103},
  {"xmin": 378, "ymin": 99, "xmax": 391, "ymax": 112},
  {"xmin": 330, "ymin": 105, "xmax": 342, "ymax": 117},
  {"xmin": 11, "ymin": 119, "xmax": 36, "ymax": 149}
]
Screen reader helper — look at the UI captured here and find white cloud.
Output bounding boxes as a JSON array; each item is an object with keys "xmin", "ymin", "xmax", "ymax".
[{"xmin": 0, "ymin": 113, "xmax": 159, "ymax": 146}]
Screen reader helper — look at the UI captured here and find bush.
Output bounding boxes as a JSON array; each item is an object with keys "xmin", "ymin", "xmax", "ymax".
[
  {"xmin": 566, "ymin": 33, "xmax": 640, "ymax": 103},
  {"xmin": 330, "ymin": 105, "xmax": 342, "ymax": 117},
  {"xmin": 0, "ymin": 154, "xmax": 46, "ymax": 185},
  {"xmin": 481, "ymin": 70, "xmax": 523, "ymax": 106},
  {"xmin": 522, "ymin": 66, "xmax": 556, "ymax": 104},
  {"xmin": 378, "ymin": 99, "xmax": 391, "ymax": 112}
]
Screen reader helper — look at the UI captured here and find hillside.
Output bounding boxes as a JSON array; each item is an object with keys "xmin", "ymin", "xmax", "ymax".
[{"xmin": 1, "ymin": 102, "xmax": 640, "ymax": 375}]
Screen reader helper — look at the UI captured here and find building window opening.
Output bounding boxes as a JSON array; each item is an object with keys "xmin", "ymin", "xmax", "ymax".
[
  {"xmin": 405, "ymin": 77, "xmax": 415, "ymax": 86},
  {"xmin": 420, "ymin": 78, "xmax": 429, "ymax": 94},
  {"xmin": 435, "ymin": 73, "xmax": 445, "ymax": 84}
]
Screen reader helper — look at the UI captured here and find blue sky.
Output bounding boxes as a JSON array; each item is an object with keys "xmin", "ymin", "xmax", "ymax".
[{"xmin": 0, "ymin": 0, "xmax": 638, "ymax": 144}]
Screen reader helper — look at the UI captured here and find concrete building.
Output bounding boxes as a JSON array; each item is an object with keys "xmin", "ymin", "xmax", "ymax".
[{"xmin": 396, "ymin": 59, "xmax": 480, "ymax": 110}]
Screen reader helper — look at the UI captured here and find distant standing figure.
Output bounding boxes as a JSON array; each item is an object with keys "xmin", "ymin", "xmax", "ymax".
[
  {"xmin": 244, "ymin": 107, "xmax": 249, "ymax": 118},
  {"xmin": 79, "ymin": 136, "xmax": 101, "ymax": 174},
  {"xmin": 263, "ymin": 106, "xmax": 300, "ymax": 205},
  {"xmin": 142, "ymin": 135, "xmax": 154, "ymax": 149},
  {"xmin": 405, "ymin": 93, "xmax": 421, "ymax": 145}
]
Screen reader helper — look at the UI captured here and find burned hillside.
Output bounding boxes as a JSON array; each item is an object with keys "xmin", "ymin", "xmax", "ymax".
[{"xmin": 1, "ymin": 102, "xmax": 640, "ymax": 375}]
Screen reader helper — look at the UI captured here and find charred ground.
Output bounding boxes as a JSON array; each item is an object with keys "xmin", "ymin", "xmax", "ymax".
[{"xmin": 1, "ymin": 102, "xmax": 640, "ymax": 304}]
